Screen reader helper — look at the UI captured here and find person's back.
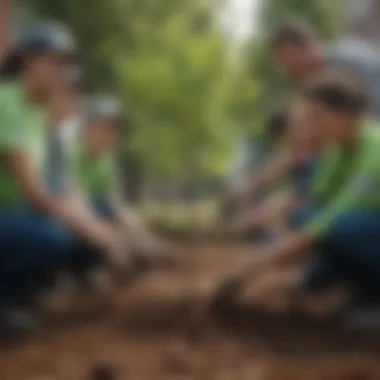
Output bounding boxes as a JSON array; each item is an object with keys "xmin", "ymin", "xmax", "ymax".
[{"xmin": 308, "ymin": 124, "xmax": 380, "ymax": 237}]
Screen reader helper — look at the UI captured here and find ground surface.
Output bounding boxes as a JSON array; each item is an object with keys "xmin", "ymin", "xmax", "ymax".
[{"xmin": 1, "ymin": 241, "xmax": 380, "ymax": 380}]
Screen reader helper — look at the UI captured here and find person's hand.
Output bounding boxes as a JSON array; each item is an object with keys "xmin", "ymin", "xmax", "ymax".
[
  {"xmin": 132, "ymin": 232, "xmax": 178, "ymax": 267},
  {"xmin": 209, "ymin": 250, "xmax": 272, "ymax": 313},
  {"xmin": 224, "ymin": 187, "xmax": 246, "ymax": 209},
  {"xmin": 229, "ymin": 207, "xmax": 265, "ymax": 238},
  {"xmin": 229, "ymin": 212, "xmax": 253, "ymax": 236},
  {"xmin": 268, "ymin": 232, "xmax": 314, "ymax": 267},
  {"xmin": 102, "ymin": 230, "xmax": 134, "ymax": 274},
  {"xmin": 220, "ymin": 189, "xmax": 247, "ymax": 224}
]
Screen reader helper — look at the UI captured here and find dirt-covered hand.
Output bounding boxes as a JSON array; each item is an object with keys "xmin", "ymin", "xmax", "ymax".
[{"xmin": 103, "ymin": 232, "xmax": 134, "ymax": 276}]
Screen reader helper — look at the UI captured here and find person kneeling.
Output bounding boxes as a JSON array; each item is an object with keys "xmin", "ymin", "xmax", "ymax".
[
  {"xmin": 74, "ymin": 95, "xmax": 175, "ymax": 270},
  {"xmin": 216, "ymin": 70, "xmax": 380, "ymax": 320},
  {"xmin": 229, "ymin": 101, "xmax": 319, "ymax": 242}
]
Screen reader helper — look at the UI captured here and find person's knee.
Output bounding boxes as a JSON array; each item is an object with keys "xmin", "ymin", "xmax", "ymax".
[
  {"xmin": 323, "ymin": 212, "xmax": 372, "ymax": 249},
  {"xmin": 319, "ymin": 212, "xmax": 380, "ymax": 282},
  {"xmin": 40, "ymin": 221, "xmax": 74, "ymax": 259},
  {"xmin": 300, "ymin": 255, "xmax": 339, "ymax": 292}
]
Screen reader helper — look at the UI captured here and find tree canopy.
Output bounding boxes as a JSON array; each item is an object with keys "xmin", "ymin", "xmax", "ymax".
[{"xmin": 18, "ymin": 0, "xmax": 342, "ymax": 183}]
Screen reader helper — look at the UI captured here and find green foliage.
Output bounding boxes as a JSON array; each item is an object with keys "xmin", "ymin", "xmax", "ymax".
[
  {"xmin": 115, "ymin": 13, "xmax": 228, "ymax": 177},
  {"xmin": 20, "ymin": 0, "xmax": 233, "ymax": 179},
  {"xmin": 18, "ymin": 0, "xmax": 342, "ymax": 182}
]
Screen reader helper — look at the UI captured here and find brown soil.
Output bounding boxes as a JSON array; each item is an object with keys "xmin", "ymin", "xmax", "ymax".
[{"xmin": 1, "ymin": 241, "xmax": 380, "ymax": 380}]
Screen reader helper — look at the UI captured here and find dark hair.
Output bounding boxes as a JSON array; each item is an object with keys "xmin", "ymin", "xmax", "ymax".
[
  {"xmin": 304, "ymin": 69, "xmax": 369, "ymax": 114},
  {"xmin": 0, "ymin": 48, "xmax": 23, "ymax": 78},
  {"xmin": 270, "ymin": 17, "xmax": 315, "ymax": 48},
  {"xmin": 267, "ymin": 103, "xmax": 291, "ymax": 139},
  {"xmin": 0, "ymin": 47, "xmax": 53, "ymax": 78}
]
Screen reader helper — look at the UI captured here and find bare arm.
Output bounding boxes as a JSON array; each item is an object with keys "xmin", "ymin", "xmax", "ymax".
[
  {"xmin": 108, "ymin": 190, "xmax": 150, "ymax": 236},
  {"xmin": 6, "ymin": 150, "xmax": 116, "ymax": 250},
  {"xmin": 241, "ymin": 151, "xmax": 292, "ymax": 198},
  {"xmin": 230, "ymin": 191, "xmax": 293, "ymax": 235}
]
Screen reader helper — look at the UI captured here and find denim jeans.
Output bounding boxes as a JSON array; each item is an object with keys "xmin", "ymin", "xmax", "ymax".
[
  {"xmin": 290, "ymin": 205, "xmax": 380, "ymax": 293},
  {"xmin": 0, "ymin": 207, "xmax": 73, "ymax": 304},
  {"xmin": 319, "ymin": 210, "xmax": 380, "ymax": 294},
  {"xmin": 63, "ymin": 195, "xmax": 115, "ymax": 278},
  {"xmin": 290, "ymin": 204, "xmax": 338, "ymax": 291}
]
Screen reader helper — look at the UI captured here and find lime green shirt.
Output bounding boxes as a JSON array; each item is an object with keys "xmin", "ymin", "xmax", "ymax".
[
  {"xmin": 0, "ymin": 81, "xmax": 46, "ymax": 206},
  {"xmin": 307, "ymin": 124, "xmax": 380, "ymax": 238},
  {"xmin": 72, "ymin": 147, "xmax": 117, "ymax": 195}
]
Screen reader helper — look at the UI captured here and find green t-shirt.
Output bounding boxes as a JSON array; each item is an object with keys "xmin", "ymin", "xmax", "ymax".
[
  {"xmin": 307, "ymin": 124, "xmax": 380, "ymax": 238},
  {"xmin": 72, "ymin": 147, "xmax": 117, "ymax": 195},
  {"xmin": 0, "ymin": 81, "xmax": 46, "ymax": 206}
]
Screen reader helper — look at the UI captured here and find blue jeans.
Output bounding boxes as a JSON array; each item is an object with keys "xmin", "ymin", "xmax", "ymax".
[
  {"xmin": 319, "ymin": 211, "xmax": 380, "ymax": 294},
  {"xmin": 290, "ymin": 204, "xmax": 338, "ymax": 291},
  {"xmin": 63, "ymin": 195, "xmax": 115, "ymax": 278},
  {"xmin": 291, "ymin": 205, "xmax": 380, "ymax": 293},
  {"xmin": 0, "ymin": 207, "xmax": 73, "ymax": 305}
]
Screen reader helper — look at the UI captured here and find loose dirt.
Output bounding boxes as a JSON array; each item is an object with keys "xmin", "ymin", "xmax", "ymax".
[{"xmin": 1, "ymin": 242, "xmax": 380, "ymax": 380}]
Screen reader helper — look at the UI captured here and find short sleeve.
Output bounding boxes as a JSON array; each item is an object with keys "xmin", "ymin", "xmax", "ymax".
[
  {"xmin": 306, "ymin": 153, "xmax": 380, "ymax": 238},
  {"xmin": 0, "ymin": 91, "xmax": 27, "ymax": 150}
]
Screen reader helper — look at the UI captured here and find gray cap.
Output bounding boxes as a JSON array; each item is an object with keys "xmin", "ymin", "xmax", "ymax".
[
  {"xmin": 82, "ymin": 95, "xmax": 121, "ymax": 121},
  {"xmin": 19, "ymin": 21, "xmax": 76, "ymax": 55},
  {"xmin": 1, "ymin": 21, "xmax": 77, "ymax": 76}
]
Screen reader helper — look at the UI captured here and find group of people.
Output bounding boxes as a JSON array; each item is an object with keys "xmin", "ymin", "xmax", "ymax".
[
  {"xmin": 222, "ymin": 18, "xmax": 380, "ymax": 322},
  {"xmin": 0, "ymin": 21, "xmax": 171, "ymax": 336},
  {"xmin": 2, "ymin": 14, "xmax": 380, "ymax": 337}
]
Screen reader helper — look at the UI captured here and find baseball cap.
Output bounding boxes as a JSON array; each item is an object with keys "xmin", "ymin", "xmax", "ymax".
[
  {"xmin": 1, "ymin": 21, "xmax": 77, "ymax": 76},
  {"xmin": 83, "ymin": 95, "xmax": 122, "ymax": 121}
]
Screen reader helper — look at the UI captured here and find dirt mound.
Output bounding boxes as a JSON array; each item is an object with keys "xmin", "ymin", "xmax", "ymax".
[{"xmin": 0, "ymin": 242, "xmax": 380, "ymax": 380}]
